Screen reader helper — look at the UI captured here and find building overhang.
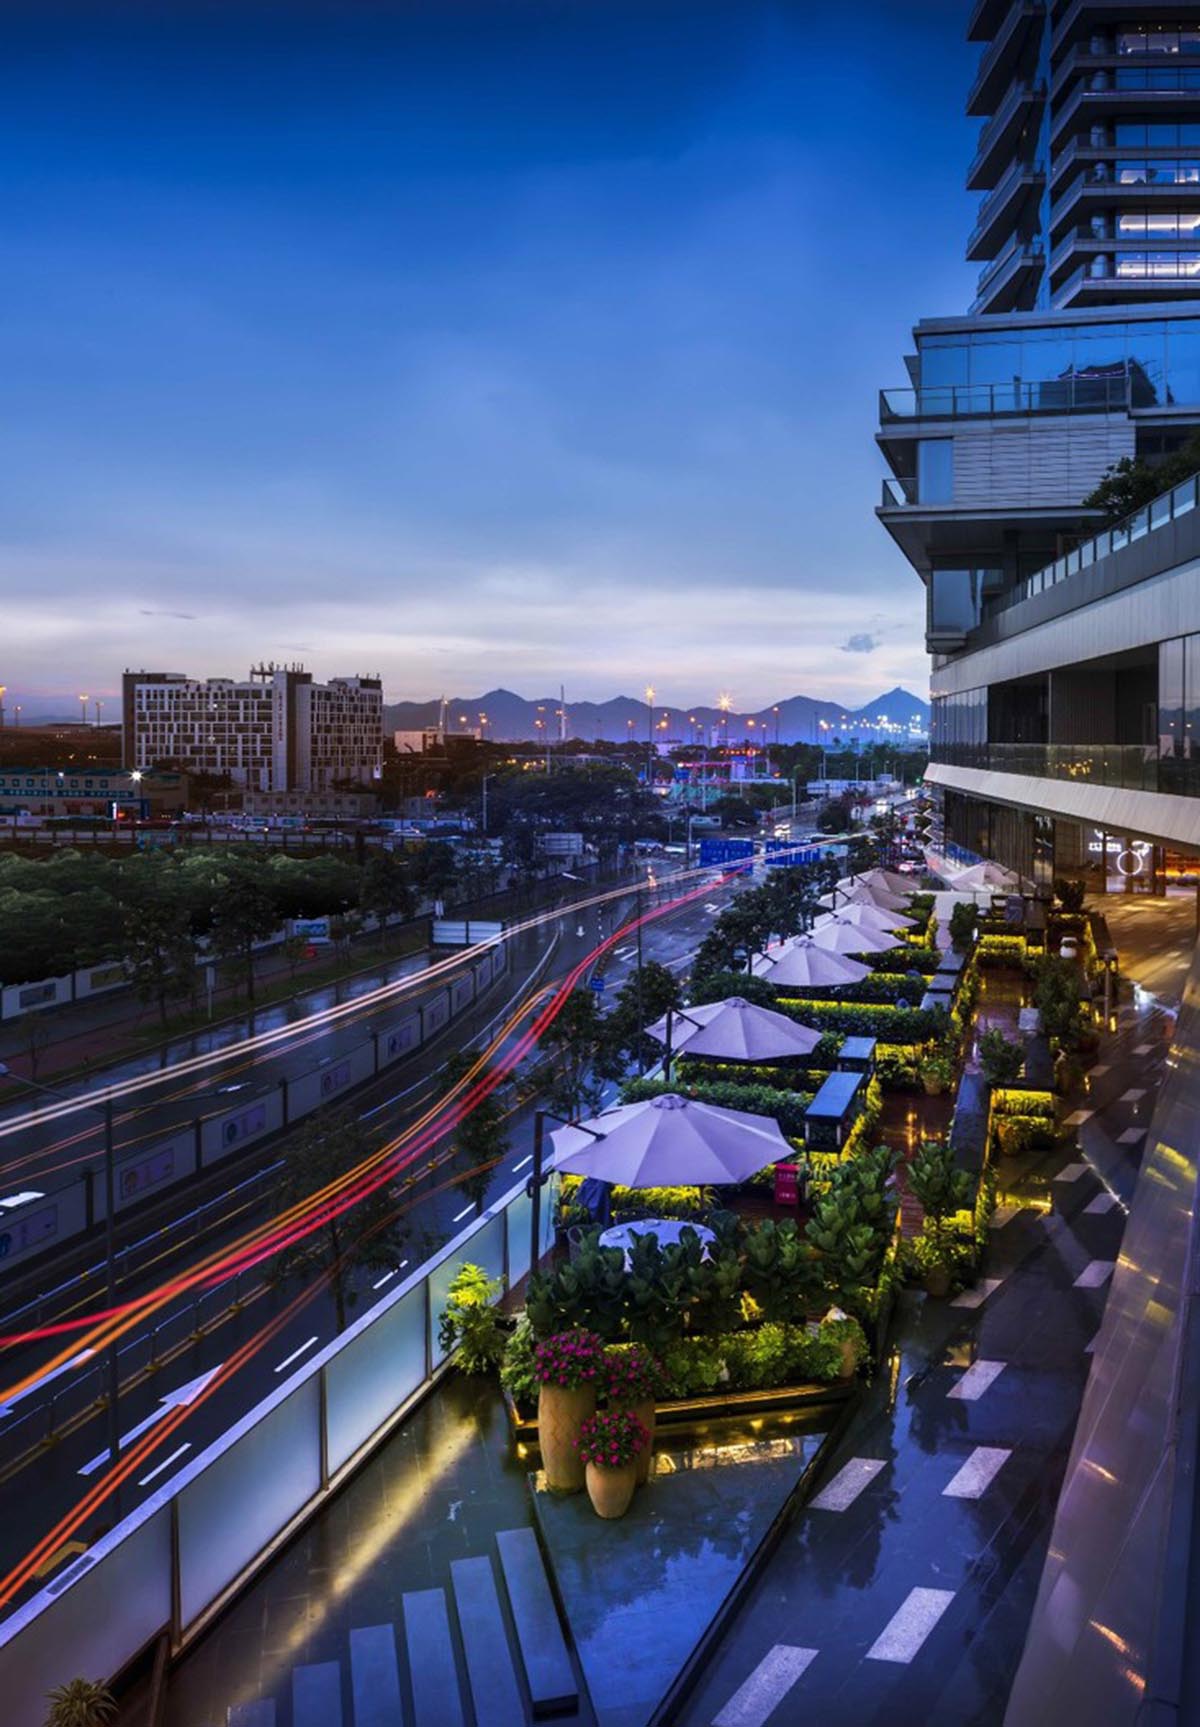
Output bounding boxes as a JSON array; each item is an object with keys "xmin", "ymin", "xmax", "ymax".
[
  {"xmin": 927, "ymin": 762, "xmax": 1200, "ymax": 852},
  {"xmin": 876, "ymin": 501, "xmax": 1105, "ymax": 578}
]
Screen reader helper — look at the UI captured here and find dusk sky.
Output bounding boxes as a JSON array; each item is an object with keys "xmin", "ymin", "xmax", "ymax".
[{"xmin": 3, "ymin": 0, "xmax": 976, "ymax": 716}]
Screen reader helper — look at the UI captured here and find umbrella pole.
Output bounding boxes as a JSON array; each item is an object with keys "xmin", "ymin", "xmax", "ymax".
[
  {"xmin": 663, "ymin": 1006, "xmax": 673, "ymax": 1083},
  {"xmin": 530, "ymin": 1109, "xmax": 546, "ymax": 1277},
  {"xmin": 636, "ymin": 882, "xmax": 645, "ymax": 1076}
]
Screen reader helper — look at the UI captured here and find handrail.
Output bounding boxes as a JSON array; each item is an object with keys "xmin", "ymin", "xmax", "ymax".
[{"xmin": 1009, "ymin": 468, "xmax": 1200, "ymax": 610}]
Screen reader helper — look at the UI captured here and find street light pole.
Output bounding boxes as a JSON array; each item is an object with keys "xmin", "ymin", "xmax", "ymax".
[{"xmin": 103, "ymin": 1097, "xmax": 119, "ymax": 1468}]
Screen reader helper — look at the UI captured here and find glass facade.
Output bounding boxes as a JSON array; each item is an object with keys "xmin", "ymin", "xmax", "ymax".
[
  {"xmin": 917, "ymin": 438, "xmax": 954, "ymax": 502},
  {"xmin": 929, "ymin": 569, "xmax": 984, "ymax": 639},
  {"xmin": 916, "ymin": 315, "xmax": 1200, "ymax": 406},
  {"xmin": 1158, "ymin": 631, "xmax": 1200, "ymax": 792},
  {"xmin": 930, "ymin": 689, "xmax": 988, "ymax": 767}
]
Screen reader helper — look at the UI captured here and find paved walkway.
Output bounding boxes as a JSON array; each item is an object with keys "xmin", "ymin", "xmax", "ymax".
[{"xmin": 676, "ymin": 997, "xmax": 1170, "ymax": 1727}]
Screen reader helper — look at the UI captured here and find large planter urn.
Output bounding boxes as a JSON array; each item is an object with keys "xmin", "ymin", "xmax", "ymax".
[
  {"xmin": 612, "ymin": 1399, "xmax": 656, "ymax": 1484},
  {"xmin": 585, "ymin": 1458, "xmax": 639, "ymax": 1520},
  {"xmin": 538, "ymin": 1383, "xmax": 596, "ymax": 1492},
  {"xmin": 923, "ymin": 1265, "xmax": 951, "ymax": 1299}
]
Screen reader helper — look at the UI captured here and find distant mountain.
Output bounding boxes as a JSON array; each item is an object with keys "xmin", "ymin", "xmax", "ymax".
[{"xmin": 385, "ymin": 686, "xmax": 930, "ymax": 745}]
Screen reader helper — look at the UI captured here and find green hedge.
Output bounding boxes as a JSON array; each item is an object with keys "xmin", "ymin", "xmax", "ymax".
[
  {"xmin": 656, "ymin": 1322, "xmax": 850, "ymax": 1395},
  {"xmin": 622, "ymin": 1074, "xmax": 811, "ymax": 1136},
  {"xmin": 868, "ymin": 945, "xmax": 941, "ymax": 975},
  {"xmin": 774, "ymin": 998, "xmax": 946, "ymax": 1043}
]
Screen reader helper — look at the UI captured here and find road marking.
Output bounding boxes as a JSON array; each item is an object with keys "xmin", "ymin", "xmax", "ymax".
[
  {"xmin": 614, "ymin": 946, "xmax": 636, "ymax": 960},
  {"xmin": 809, "ymin": 1457, "xmax": 886, "ymax": 1511},
  {"xmin": 0, "ymin": 1348, "xmax": 96, "ymax": 1419},
  {"xmin": 1119, "ymin": 1088, "xmax": 1146, "ymax": 1103},
  {"xmin": 512, "ymin": 1154, "xmax": 533, "ymax": 1172},
  {"xmin": 713, "ymin": 1646, "xmax": 818, "ymax": 1727},
  {"xmin": 948, "ymin": 1359, "xmax": 1006, "ymax": 1401},
  {"xmin": 138, "ymin": 1443, "xmax": 192, "ymax": 1489},
  {"xmin": 942, "ymin": 1446, "xmax": 1011, "ymax": 1499},
  {"xmin": 1118, "ymin": 1127, "xmax": 1146, "ymax": 1144},
  {"xmin": 950, "ymin": 1277, "xmax": 1004, "ymax": 1309},
  {"xmin": 1085, "ymin": 1333, "xmax": 1098, "ymax": 1354},
  {"xmin": 78, "ymin": 1366, "xmax": 223, "ymax": 1475},
  {"xmin": 866, "ymin": 1587, "xmax": 955, "ymax": 1663},
  {"xmin": 1074, "ymin": 1260, "xmax": 1115, "ymax": 1289},
  {"xmin": 451, "ymin": 1203, "xmax": 475, "ymax": 1223},
  {"xmin": 1063, "ymin": 1111, "xmax": 1094, "ymax": 1128},
  {"xmin": 372, "ymin": 1269, "xmax": 397, "ymax": 1290},
  {"xmin": 1133, "ymin": 1043, "xmax": 1155, "ymax": 1056},
  {"xmin": 1085, "ymin": 1192, "xmax": 1119, "ymax": 1215},
  {"xmin": 1089, "ymin": 1064, "xmax": 1111, "ymax": 1077},
  {"xmin": 274, "ymin": 1336, "xmax": 319, "ymax": 1375},
  {"xmin": 1055, "ymin": 1162, "xmax": 1089, "ymax": 1182}
]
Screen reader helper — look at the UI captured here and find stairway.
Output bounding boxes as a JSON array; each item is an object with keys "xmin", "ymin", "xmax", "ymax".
[{"xmin": 225, "ymin": 1527, "xmax": 585, "ymax": 1726}]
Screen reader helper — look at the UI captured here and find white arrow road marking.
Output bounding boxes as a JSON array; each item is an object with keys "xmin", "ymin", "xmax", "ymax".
[{"xmin": 78, "ymin": 1365, "xmax": 223, "ymax": 1476}]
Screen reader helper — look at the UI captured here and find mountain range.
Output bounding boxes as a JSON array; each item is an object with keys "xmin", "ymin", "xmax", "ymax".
[{"xmin": 386, "ymin": 686, "xmax": 930, "ymax": 745}]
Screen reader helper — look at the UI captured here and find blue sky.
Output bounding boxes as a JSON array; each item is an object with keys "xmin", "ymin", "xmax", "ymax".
[{"xmin": 2, "ymin": 0, "xmax": 976, "ymax": 714}]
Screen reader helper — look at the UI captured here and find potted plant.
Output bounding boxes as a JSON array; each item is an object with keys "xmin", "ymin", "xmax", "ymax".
[
  {"xmin": 978, "ymin": 1028, "xmax": 1024, "ymax": 1089},
  {"xmin": 577, "ymin": 1409, "xmax": 651, "ymax": 1520},
  {"xmin": 534, "ymin": 1330, "xmax": 605, "ymax": 1492},
  {"xmin": 44, "ymin": 1679, "xmax": 117, "ymax": 1727},
  {"xmin": 920, "ymin": 1051, "xmax": 955, "ymax": 1097},
  {"xmin": 906, "ymin": 1140, "xmax": 973, "ymax": 1298},
  {"xmin": 437, "ymin": 1264, "xmax": 507, "ymax": 1374},
  {"xmin": 602, "ymin": 1345, "xmax": 664, "ymax": 1484},
  {"xmin": 819, "ymin": 1308, "xmax": 869, "ymax": 1380}
]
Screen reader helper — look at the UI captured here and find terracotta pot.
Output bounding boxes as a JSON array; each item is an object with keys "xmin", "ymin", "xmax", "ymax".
[
  {"xmin": 837, "ymin": 1339, "xmax": 858, "ymax": 1380},
  {"xmin": 538, "ymin": 1383, "xmax": 596, "ymax": 1492},
  {"xmin": 612, "ymin": 1398, "xmax": 656, "ymax": 1484},
  {"xmin": 586, "ymin": 1458, "xmax": 638, "ymax": 1520}
]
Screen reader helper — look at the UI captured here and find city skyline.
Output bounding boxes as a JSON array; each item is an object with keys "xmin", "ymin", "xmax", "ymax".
[{"xmin": 3, "ymin": 0, "xmax": 974, "ymax": 705}]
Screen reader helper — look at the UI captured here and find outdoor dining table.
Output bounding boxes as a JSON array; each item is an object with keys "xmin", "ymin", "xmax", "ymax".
[{"xmin": 597, "ymin": 1218, "xmax": 717, "ymax": 1260}]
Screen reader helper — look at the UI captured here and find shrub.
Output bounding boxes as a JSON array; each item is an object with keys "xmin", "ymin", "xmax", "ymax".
[
  {"xmin": 621, "ymin": 1074, "xmax": 812, "ymax": 1136},
  {"xmin": 906, "ymin": 1141, "xmax": 974, "ymax": 1262},
  {"xmin": 44, "ymin": 1682, "xmax": 118, "ymax": 1727},
  {"xmin": 1054, "ymin": 877, "xmax": 1087, "ymax": 913},
  {"xmin": 978, "ymin": 1028, "xmax": 1024, "ymax": 1088},
  {"xmin": 437, "ymin": 1263, "xmax": 507, "ymax": 1373},
  {"xmin": 774, "ymin": 999, "xmax": 946, "ymax": 1043},
  {"xmin": 576, "ymin": 1408, "xmax": 650, "ymax": 1469},
  {"xmin": 948, "ymin": 902, "xmax": 978, "ymax": 952},
  {"xmin": 533, "ymin": 1329, "xmax": 607, "ymax": 1388},
  {"xmin": 820, "ymin": 1312, "xmax": 869, "ymax": 1374},
  {"xmin": 500, "ymin": 1314, "xmax": 540, "ymax": 1408}
]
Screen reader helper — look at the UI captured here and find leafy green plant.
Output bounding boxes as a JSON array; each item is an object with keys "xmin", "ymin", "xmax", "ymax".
[
  {"xmin": 919, "ymin": 1051, "xmax": 955, "ymax": 1096},
  {"xmin": 525, "ymin": 1236, "xmax": 628, "ymax": 1339},
  {"xmin": 620, "ymin": 1075, "xmax": 811, "ymax": 1136},
  {"xmin": 978, "ymin": 1028, "xmax": 1025, "ymax": 1088},
  {"xmin": 948, "ymin": 901, "xmax": 978, "ymax": 952},
  {"xmin": 1054, "ymin": 877, "xmax": 1087, "ymax": 914},
  {"xmin": 907, "ymin": 1140, "xmax": 974, "ymax": 1256},
  {"xmin": 43, "ymin": 1680, "xmax": 118, "ymax": 1727},
  {"xmin": 819, "ymin": 1312, "xmax": 869, "ymax": 1374},
  {"xmin": 437, "ymin": 1263, "xmax": 507, "ymax": 1373},
  {"xmin": 739, "ymin": 1218, "xmax": 822, "ymax": 1322},
  {"xmin": 500, "ymin": 1313, "xmax": 540, "ymax": 1408}
]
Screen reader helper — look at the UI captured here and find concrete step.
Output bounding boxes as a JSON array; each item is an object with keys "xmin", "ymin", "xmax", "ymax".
[
  {"xmin": 402, "ymin": 1587, "xmax": 465, "ymax": 1727},
  {"xmin": 350, "ymin": 1624, "xmax": 405, "ymax": 1727},
  {"xmin": 451, "ymin": 1555, "xmax": 525, "ymax": 1727},
  {"xmin": 293, "ymin": 1661, "xmax": 343, "ymax": 1727},
  {"xmin": 495, "ymin": 1527, "xmax": 578, "ymax": 1718}
]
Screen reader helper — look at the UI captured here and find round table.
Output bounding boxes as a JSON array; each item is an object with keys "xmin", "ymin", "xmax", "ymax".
[{"xmin": 598, "ymin": 1218, "xmax": 716, "ymax": 1255}]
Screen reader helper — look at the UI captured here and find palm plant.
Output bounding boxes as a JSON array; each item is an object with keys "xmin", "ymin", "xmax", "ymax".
[{"xmin": 44, "ymin": 1679, "xmax": 118, "ymax": 1727}]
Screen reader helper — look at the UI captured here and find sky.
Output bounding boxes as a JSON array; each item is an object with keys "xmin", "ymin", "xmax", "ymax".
[{"xmin": 1, "ymin": 0, "xmax": 977, "ymax": 716}]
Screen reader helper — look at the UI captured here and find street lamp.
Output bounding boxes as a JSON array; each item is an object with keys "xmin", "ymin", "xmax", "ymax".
[{"xmin": 78, "ymin": 693, "xmax": 89, "ymax": 728}]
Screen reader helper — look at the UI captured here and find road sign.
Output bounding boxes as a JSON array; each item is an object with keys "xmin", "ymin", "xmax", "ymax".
[{"xmin": 589, "ymin": 976, "xmax": 607, "ymax": 993}]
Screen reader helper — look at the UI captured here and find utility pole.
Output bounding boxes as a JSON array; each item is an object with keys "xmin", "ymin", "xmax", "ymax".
[{"xmin": 635, "ymin": 881, "xmax": 646, "ymax": 1076}]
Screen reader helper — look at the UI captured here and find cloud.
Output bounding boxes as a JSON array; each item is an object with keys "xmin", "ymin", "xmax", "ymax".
[
  {"xmin": 139, "ymin": 608, "xmax": 197, "ymax": 620},
  {"xmin": 840, "ymin": 633, "xmax": 878, "ymax": 654}
]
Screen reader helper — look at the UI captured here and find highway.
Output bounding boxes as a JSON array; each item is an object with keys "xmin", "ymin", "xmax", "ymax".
[{"xmin": 0, "ymin": 865, "xmax": 729, "ymax": 1611}]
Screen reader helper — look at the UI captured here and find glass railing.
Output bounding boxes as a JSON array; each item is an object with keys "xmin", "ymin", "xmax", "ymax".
[
  {"xmin": 880, "ymin": 476, "xmax": 909, "ymax": 507},
  {"xmin": 932, "ymin": 741, "xmax": 1162, "ymax": 793},
  {"xmin": 969, "ymin": 158, "xmax": 1043, "ymax": 252},
  {"xmin": 1011, "ymin": 469, "xmax": 1199, "ymax": 607},
  {"xmin": 880, "ymin": 369, "xmax": 1130, "ymax": 423},
  {"xmin": 968, "ymin": 79, "xmax": 1044, "ymax": 184}
]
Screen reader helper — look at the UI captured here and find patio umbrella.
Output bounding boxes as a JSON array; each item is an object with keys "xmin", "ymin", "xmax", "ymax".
[
  {"xmin": 550, "ymin": 1093, "xmax": 792, "ymax": 1187},
  {"xmin": 819, "ymin": 881, "xmax": 910, "ymax": 914},
  {"xmin": 953, "ymin": 860, "xmax": 1021, "ymax": 891},
  {"xmin": 819, "ymin": 901, "xmax": 916, "ymax": 935},
  {"xmin": 845, "ymin": 867, "xmax": 915, "ymax": 898},
  {"xmin": 751, "ymin": 936, "xmax": 871, "ymax": 989},
  {"xmin": 808, "ymin": 914, "xmax": 897, "ymax": 956},
  {"xmin": 646, "ymin": 995, "xmax": 821, "ymax": 1062}
]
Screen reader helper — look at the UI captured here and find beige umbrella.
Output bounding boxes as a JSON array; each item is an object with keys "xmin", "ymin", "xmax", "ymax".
[
  {"xmin": 751, "ymin": 936, "xmax": 871, "ymax": 989},
  {"xmin": 819, "ymin": 901, "xmax": 916, "ymax": 935},
  {"xmin": 847, "ymin": 867, "xmax": 915, "ymax": 897},
  {"xmin": 809, "ymin": 915, "xmax": 897, "ymax": 956},
  {"xmin": 646, "ymin": 996, "xmax": 821, "ymax": 1061},
  {"xmin": 550, "ymin": 1093, "xmax": 792, "ymax": 1187},
  {"xmin": 819, "ymin": 881, "xmax": 910, "ymax": 914}
]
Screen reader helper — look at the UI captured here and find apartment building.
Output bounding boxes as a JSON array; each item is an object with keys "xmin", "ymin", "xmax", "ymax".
[{"xmin": 122, "ymin": 664, "xmax": 383, "ymax": 793}]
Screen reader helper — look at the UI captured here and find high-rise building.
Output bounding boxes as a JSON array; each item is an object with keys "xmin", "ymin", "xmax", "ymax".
[
  {"xmin": 879, "ymin": 0, "xmax": 1200, "ymax": 886},
  {"xmin": 122, "ymin": 663, "xmax": 383, "ymax": 793}
]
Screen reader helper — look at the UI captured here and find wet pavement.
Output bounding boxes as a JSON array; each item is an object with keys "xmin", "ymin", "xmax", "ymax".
[{"xmin": 673, "ymin": 993, "xmax": 1172, "ymax": 1727}]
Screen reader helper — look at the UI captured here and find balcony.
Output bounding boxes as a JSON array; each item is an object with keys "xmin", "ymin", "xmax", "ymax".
[
  {"xmin": 1053, "ymin": 255, "xmax": 1200, "ymax": 308},
  {"xmin": 1050, "ymin": 79, "xmax": 1200, "ymax": 150},
  {"xmin": 968, "ymin": 3, "xmax": 1041, "ymax": 116},
  {"xmin": 967, "ymin": 159, "xmax": 1045, "ymax": 258},
  {"xmin": 879, "ymin": 369, "xmax": 1131, "ymax": 424},
  {"xmin": 967, "ymin": 78, "xmax": 1046, "ymax": 190},
  {"xmin": 932, "ymin": 740, "xmax": 1161, "ymax": 793},
  {"xmin": 970, "ymin": 235, "xmax": 1045, "ymax": 312},
  {"xmin": 1054, "ymin": 0, "xmax": 1200, "ymax": 57},
  {"xmin": 969, "ymin": 0, "xmax": 1016, "ymax": 42}
]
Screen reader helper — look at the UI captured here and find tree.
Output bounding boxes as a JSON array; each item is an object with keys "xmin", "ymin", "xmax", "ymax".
[
  {"xmin": 978, "ymin": 1028, "xmax": 1025, "ymax": 1089},
  {"xmin": 1033, "ymin": 955, "xmax": 1087, "ymax": 1048},
  {"xmin": 270, "ymin": 1108, "xmax": 407, "ymax": 1331},
  {"xmin": 907, "ymin": 1140, "xmax": 973, "ymax": 1259},
  {"xmin": 1082, "ymin": 430, "xmax": 1200, "ymax": 522},
  {"xmin": 208, "ymin": 855, "xmax": 281, "ymax": 1004},
  {"xmin": 411, "ymin": 840, "xmax": 457, "ymax": 904},
  {"xmin": 442, "ymin": 1053, "xmax": 510, "ymax": 1206},
  {"xmin": 818, "ymin": 796, "xmax": 854, "ymax": 834},
  {"xmin": 119, "ymin": 857, "xmax": 197, "ymax": 1030},
  {"xmin": 603, "ymin": 958, "xmax": 682, "ymax": 1075},
  {"xmin": 359, "ymin": 850, "xmax": 415, "ymax": 947},
  {"xmin": 540, "ymin": 988, "xmax": 607, "ymax": 1120}
]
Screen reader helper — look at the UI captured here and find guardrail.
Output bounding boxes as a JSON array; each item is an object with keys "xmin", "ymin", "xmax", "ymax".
[{"xmin": 0, "ymin": 1168, "xmax": 559, "ymax": 1727}]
